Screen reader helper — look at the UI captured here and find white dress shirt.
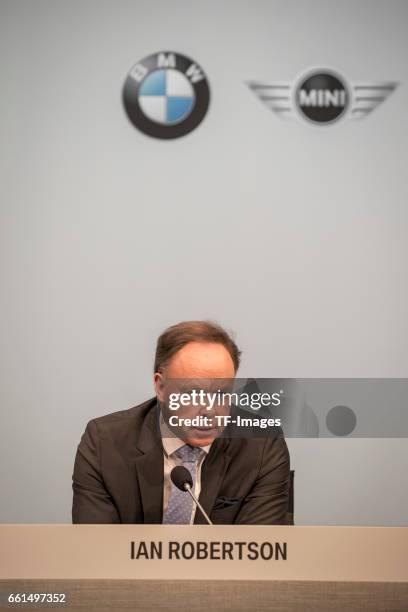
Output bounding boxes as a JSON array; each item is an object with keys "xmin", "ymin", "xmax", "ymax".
[{"xmin": 159, "ymin": 412, "xmax": 212, "ymax": 524}]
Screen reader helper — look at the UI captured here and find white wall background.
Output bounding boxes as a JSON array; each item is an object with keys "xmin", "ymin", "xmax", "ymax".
[{"xmin": 0, "ymin": 0, "xmax": 407, "ymax": 523}]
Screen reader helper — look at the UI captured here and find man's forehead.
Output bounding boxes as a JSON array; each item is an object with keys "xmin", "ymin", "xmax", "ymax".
[
  {"xmin": 165, "ymin": 341, "xmax": 235, "ymax": 378},
  {"xmin": 164, "ymin": 378, "xmax": 234, "ymax": 393}
]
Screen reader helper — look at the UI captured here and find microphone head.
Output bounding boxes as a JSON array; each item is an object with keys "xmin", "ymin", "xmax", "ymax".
[{"xmin": 170, "ymin": 466, "xmax": 193, "ymax": 491}]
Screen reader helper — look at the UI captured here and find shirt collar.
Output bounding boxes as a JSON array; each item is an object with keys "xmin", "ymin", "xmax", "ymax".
[{"xmin": 159, "ymin": 409, "xmax": 212, "ymax": 458}]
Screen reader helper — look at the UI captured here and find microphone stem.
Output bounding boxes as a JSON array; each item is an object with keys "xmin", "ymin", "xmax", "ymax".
[{"xmin": 185, "ymin": 484, "xmax": 213, "ymax": 525}]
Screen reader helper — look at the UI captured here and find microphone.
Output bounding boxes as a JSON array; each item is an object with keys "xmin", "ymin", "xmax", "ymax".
[{"xmin": 170, "ymin": 466, "xmax": 213, "ymax": 525}]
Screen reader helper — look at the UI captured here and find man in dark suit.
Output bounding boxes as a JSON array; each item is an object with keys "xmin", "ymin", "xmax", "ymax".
[{"xmin": 72, "ymin": 321, "xmax": 290, "ymax": 524}]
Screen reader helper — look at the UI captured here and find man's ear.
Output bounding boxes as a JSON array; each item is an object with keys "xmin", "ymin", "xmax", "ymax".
[{"xmin": 153, "ymin": 372, "xmax": 165, "ymax": 402}]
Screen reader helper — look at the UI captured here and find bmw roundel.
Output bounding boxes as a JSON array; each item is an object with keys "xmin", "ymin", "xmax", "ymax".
[{"xmin": 123, "ymin": 51, "xmax": 210, "ymax": 139}]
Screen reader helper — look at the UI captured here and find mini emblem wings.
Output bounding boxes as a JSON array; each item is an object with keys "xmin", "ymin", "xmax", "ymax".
[
  {"xmin": 349, "ymin": 81, "xmax": 398, "ymax": 119},
  {"xmin": 247, "ymin": 79, "xmax": 398, "ymax": 121},
  {"xmin": 247, "ymin": 81, "xmax": 295, "ymax": 119}
]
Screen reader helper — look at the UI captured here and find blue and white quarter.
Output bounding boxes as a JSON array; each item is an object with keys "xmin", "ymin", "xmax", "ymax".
[{"xmin": 138, "ymin": 68, "xmax": 195, "ymax": 125}]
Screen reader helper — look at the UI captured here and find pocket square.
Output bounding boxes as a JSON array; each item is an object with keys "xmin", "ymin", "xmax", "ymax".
[{"xmin": 213, "ymin": 496, "xmax": 241, "ymax": 510}]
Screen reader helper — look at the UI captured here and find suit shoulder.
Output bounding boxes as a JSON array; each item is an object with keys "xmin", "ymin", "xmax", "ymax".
[{"xmin": 89, "ymin": 397, "xmax": 157, "ymax": 429}]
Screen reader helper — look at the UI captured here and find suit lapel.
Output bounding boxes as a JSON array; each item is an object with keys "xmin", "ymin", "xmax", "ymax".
[
  {"xmin": 194, "ymin": 437, "xmax": 232, "ymax": 524},
  {"xmin": 134, "ymin": 402, "xmax": 164, "ymax": 524}
]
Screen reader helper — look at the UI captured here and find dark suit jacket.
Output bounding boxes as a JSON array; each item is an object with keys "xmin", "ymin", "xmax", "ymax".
[{"xmin": 72, "ymin": 398, "xmax": 290, "ymax": 524}]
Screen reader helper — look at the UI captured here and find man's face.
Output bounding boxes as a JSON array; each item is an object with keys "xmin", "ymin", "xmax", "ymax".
[{"xmin": 154, "ymin": 341, "xmax": 236, "ymax": 446}]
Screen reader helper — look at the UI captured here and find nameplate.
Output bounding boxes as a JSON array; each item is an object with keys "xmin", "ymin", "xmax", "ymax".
[{"xmin": 1, "ymin": 526, "xmax": 407, "ymax": 581}]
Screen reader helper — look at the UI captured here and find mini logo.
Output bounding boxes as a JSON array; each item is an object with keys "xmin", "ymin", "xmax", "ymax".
[
  {"xmin": 248, "ymin": 68, "xmax": 397, "ymax": 125},
  {"xmin": 123, "ymin": 51, "xmax": 210, "ymax": 139},
  {"xmin": 296, "ymin": 71, "xmax": 348, "ymax": 123}
]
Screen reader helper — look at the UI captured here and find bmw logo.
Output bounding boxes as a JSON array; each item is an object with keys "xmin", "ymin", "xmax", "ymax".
[
  {"xmin": 123, "ymin": 51, "xmax": 210, "ymax": 139},
  {"xmin": 295, "ymin": 70, "xmax": 349, "ymax": 124}
]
